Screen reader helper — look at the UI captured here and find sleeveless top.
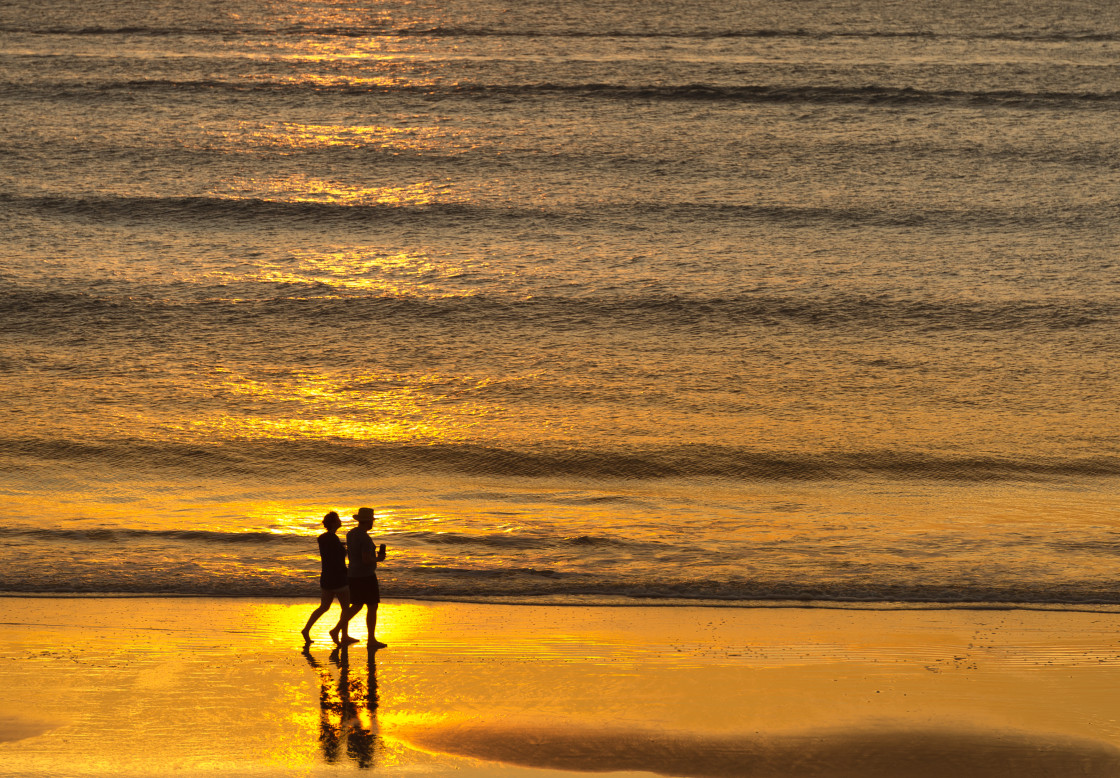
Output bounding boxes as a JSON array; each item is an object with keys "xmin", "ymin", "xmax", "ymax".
[{"xmin": 318, "ymin": 532, "xmax": 348, "ymax": 589}]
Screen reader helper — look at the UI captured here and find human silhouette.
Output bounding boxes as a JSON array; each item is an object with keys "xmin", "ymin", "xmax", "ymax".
[
  {"xmin": 301, "ymin": 511, "xmax": 353, "ymax": 644},
  {"xmin": 302, "ymin": 644, "xmax": 381, "ymax": 768},
  {"xmin": 335, "ymin": 507, "xmax": 387, "ymax": 648}
]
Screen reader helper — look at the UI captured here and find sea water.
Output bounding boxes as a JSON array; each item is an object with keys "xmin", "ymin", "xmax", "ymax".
[{"xmin": 1, "ymin": 0, "xmax": 1118, "ymax": 604}]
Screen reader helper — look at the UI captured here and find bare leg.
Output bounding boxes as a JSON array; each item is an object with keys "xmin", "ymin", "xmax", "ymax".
[
  {"xmin": 367, "ymin": 602, "xmax": 387, "ymax": 649},
  {"xmin": 331, "ymin": 601, "xmax": 362, "ymax": 646},
  {"xmin": 302, "ymin": 590, "xmax": 333, "ymax": 642}
]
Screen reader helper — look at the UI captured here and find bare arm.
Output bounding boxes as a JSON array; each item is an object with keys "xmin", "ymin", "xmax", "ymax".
[{"xmin": 377, "ymin": 543, "xmax": 386, "ymax": 562}]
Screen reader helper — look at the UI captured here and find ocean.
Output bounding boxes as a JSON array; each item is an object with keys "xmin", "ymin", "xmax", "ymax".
[{"xmin": 1, "ymin": 0, "xmax": 1118, "ymax": 606}]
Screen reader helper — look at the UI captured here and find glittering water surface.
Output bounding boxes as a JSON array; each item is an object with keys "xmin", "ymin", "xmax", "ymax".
[{"xmin": 1, "ymin": 0, "xmax": 1118, "ymax": 603}]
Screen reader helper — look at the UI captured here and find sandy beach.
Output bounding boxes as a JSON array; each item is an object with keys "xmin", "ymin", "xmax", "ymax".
[{"xmin": 2, "ymin": 598, "xmax": 1120, "ymax": 776}]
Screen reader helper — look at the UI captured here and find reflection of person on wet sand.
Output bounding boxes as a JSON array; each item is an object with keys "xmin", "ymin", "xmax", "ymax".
[
  {"xmin": 301, "ymin": 511, "xmax": 354, "ymax": 645},
  {"xmin": 302, "ymin": 644, "xmax": 381, "ymax": 769},
  {"xmin": 336, "ymin": 507, "xmax": 387, "ymax": 648}
]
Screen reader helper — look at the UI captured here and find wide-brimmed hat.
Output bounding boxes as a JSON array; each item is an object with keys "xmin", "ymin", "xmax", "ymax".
[{"xmin": 353, "ymin": 506, "xmax": 375, "ymax": 521}]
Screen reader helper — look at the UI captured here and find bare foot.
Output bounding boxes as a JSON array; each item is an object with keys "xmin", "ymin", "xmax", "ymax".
[
  {"xmin": 301, "ymin": 629, "xmax": 312, "ymax": 644},
  {"xmin": 328, "ymin": 628, "xmax": 341, "ymax": 646},
  {"xmin": 341, "ymin": 636, "xmax": 360, "ymax": 645},
  {"xmin": 369, "ymin": 639, "xmax": 388, "ymax": 649}
]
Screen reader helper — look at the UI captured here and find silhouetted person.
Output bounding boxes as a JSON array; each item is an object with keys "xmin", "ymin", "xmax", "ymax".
[
  {"xmin": 302, "ymin": 646, "xmax": 344, "ymax": 762},
  {"xmin": 301, "ymin": 511, "xmax": 353, "ymax": 644},
  {"xmin": 339, "ymin": 644, "xmax": 381, "ymax": 767},
  {"xmin": 302, "ymin": 644, "xmax": 381, "ymax": 768},
  {"xmin": 336, "ymin": 506, "xmax": 387, "ymax": 648}
]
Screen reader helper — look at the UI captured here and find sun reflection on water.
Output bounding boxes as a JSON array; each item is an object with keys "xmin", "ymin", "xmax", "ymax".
[
  {"xmin": 249, "ymin": 605, "xmax": 419, "ymax": 768},
  {"xmin": 214, "ymin": 175, "xmax": 450, "ymax": 206},
  {"xmin": 253, "ymin": 247, "xmax": 477, "ymax": 295},
  {"xmin": 255, "ymin": 600, "xmax": 432, "ymax": 648},
  {"xmin": 223, "ymin": 122, "xmax": 472, "ymax": 153},
  {"xmin": 183, "ymin": 414, "xmax": 453, "ymax": 442},
  {"xmin": 170, "ymin": 370, "xmax": 499, "ymax": 443}
]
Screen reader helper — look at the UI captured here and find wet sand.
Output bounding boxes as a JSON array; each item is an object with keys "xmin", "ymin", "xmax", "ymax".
[{"xmin": 2, "ymin": 597, "xmax": 1120, "ymax": 776}]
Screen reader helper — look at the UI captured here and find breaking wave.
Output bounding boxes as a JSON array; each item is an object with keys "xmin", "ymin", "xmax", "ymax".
[
  {"xmin": 4, "ymin": 24, "xmax": 1118, "ymax": 43},
  {"xmin": 1, "ymin": 283, "xmax": 1115, "ymax": 334},
  {"xmin": 2, "ymin": 192, "xmax": 1112, "ymax": 232},
  {"xmin": 3, "ymin": 437, "xmax": 1118, "ymax": 481},
  {"xmin": 9, "ymin": 79, "xmax": 1119, "ymax": 108}
]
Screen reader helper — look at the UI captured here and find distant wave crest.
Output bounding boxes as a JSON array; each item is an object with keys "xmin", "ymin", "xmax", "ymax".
[
  {"xmin": 6, "ymin": 79, "xmax": 1119, "ymax": 108},
  {"xmin": 1, "ymin": 281, "xmax": 1115, "ymax": 334},
  {"xmin": 2, "ymin": 437, "xmax": 1118, "ymax": 481},
  {"xmin": 3, "ymin": 24, "xmax": 1118, "ymax": 43},
  {"xmin": 6, "ymin": 568, "xmax": 1120, "ymax": 606},
  {"xmin": 0, "ymin": 525, "xmax": 643, "ymax": 550},
  {"xmin": 2, "ymin": 192, "xmax": 1111, "ymax": 232}
]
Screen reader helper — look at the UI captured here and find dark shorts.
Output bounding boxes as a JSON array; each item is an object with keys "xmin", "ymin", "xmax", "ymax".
[
  {"xmin": 348, "ymin": 575, "xmax": 380, "ymax": 607},
  {"xmin": 320, "ymin": 573, "xmax": 348, "ymax": 591}
]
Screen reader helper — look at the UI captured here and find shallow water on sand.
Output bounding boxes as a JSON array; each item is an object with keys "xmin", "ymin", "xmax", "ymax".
[{"xmin": 4, "ymin": 599, "xmax": 1120, "ymax": 776}]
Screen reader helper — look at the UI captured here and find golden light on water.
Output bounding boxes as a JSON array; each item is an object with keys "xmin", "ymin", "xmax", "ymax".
[
  {"xmin": 254, "ymin": 247, "xmax": 476, "ymax": 295},
  {"xmin": 255, "ymin": 601, "xmax": 429, "ymax": 647},
  {"xmin": 292, "ymin": 247, "xmax": 440, "ymax": 273},
  {"xmin": 280, "ymin": 43, "xmax": 404, "ymax": 63},
  {"xmin": 224, "ymin": 122, "xmax": 472, "ymax": 153},
  {"xmin": 172, "ymin": 370, "xmax": 499, "ymax": 443},
  {"xmin": 184, "ymin": 414, "xmax": 460, "ymax": 443},
  {"xmin": 13, "ymin": 3, "xmax": 1120, "ymax": 774},
  {"xmin": 216, "ymin": 175, "xmax": 448, "ymax": 206}
]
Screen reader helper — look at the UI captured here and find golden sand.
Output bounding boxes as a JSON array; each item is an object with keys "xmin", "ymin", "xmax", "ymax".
[{"xmin": 2, "ymin": 598, "xmax": 1120, "ymax": 776}]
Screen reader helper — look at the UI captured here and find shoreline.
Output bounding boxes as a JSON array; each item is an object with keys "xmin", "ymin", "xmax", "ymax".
[
  {"xmin": 5, "ymin": 591, "xmax": 1120, "ymax": 613},
  {"xmin": 3, "ymin": 597, "xmax": 1120, "ymax": 775}
]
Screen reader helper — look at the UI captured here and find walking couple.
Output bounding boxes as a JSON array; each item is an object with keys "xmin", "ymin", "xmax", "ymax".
[{"xmin": 302, "ymin": 506, "xmax": 387, "ymax": 648}]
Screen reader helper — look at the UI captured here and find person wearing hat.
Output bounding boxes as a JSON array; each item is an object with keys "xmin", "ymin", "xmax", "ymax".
[{"xmin": 336, "ymin": 506, "xmax": 388, "ymax": 647}]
